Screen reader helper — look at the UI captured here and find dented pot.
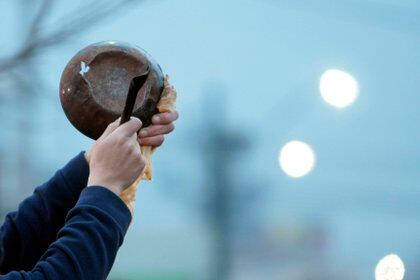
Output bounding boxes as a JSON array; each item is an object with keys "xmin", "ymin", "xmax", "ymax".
[{"xmin": 60, "ymin": 41, "xmax": 164, "ymax": 140}]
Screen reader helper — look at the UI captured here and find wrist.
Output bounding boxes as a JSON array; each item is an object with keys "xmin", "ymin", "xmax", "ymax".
[{"xmin": 87, "ymin": 176, "xmax": 122, "ymax": 196}]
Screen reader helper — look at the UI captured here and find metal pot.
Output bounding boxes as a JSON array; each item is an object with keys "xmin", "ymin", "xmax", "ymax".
[{"xmin": 60, "ymin": 41, "xmax": 164, "ymax": 139}]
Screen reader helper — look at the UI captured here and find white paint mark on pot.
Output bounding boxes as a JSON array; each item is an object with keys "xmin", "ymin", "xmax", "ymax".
[{"xmin": 79, "ymin": 61, "xmax": 90, "ymax": 76}]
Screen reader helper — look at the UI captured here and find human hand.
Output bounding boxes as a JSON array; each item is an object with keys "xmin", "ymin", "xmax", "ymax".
[
  {"xmin": 138, "ymin": 110, "xmax": 179, "ymax": 147},
  {"xmin": 87, "ymin": 118, "xmax": 145, "ymax": 195}
]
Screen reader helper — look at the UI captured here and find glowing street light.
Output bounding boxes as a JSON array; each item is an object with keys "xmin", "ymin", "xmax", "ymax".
[
  {"xmin": 279, "ymin": 140, "xmax": 315, "ymax": 178},
  {"xmin": 320, "ymin": 69, "xmax": 359, "ymax": 108},
  {"xmin": 375, "ymin": 254, "xmax": 405, "ymax": 280}
]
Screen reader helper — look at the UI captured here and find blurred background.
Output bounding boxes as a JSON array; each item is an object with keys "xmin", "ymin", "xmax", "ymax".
[{"xmin": 0, "ymin": 0, "xmax": 419, "ymax": 279}]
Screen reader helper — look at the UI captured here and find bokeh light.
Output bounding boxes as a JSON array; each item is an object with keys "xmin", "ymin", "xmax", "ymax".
[
  {"xmin": 375, "ymin": 254, "xmax": 405, "ymax": 280},
  {"xmin": 279, "ymin": 140, "xmax": 315, "ymax": 178},
  {"xmin": 319, "ymin": 69, "xmax": 359, "ymax": 108}
]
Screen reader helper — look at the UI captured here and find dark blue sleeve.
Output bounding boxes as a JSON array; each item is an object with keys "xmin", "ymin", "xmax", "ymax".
[
  {"xmin": 0, "ymin": 186, "xmax": 132, "ymax": 280},
  {"xmin": 0, "ymin": 152, "xmax": 89, "ymax": 272}
]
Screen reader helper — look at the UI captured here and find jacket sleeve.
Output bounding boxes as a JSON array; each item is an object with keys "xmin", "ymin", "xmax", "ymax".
[
  {"xmin": 0, "ymin": 152, "xmax": 90, "ymax": 272},
  {"xmin": 0, "ymin": 186, "xmax": 132, "ymax": 280}
]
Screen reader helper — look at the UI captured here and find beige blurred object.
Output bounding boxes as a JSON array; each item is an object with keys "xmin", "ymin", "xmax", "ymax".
[{"xmin": 120, "ymin": 75, "xmax": 177, "ymax": 214}]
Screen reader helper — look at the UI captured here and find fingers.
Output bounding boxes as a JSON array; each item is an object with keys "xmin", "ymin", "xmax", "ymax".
[
  {"xmin": 151, "ymin": 111, "xmax": 179, "ymax": 125},
  {"xmin": 139, "ymin": 135, "xmax": 164, "ymax": 147},
  {"xmin": 114, "ymin": 117, "xmax": 142, "ymax": 137},
  {"xmin": 139, "ymin": 123, "xmax": 174, "ymax": 138}
]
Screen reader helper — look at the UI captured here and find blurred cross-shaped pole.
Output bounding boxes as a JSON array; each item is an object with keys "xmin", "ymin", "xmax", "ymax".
[{"xmin": 201, "ymin": 83, "xmax": 248, "ymax": 280}]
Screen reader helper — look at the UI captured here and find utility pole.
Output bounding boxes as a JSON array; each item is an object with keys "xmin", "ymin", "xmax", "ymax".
[{"xmin": 201, "ymin": 85, "xmax": 248, "ymax": 280}]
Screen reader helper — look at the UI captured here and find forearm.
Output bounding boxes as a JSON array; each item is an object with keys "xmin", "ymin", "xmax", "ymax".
[
  {"xmin": 0, "ymin": 152, "xmax": 89, "ymax": 271},
  {"xmin": 0, "ymin": 186, "xmax": 131, "ymax": 279}
]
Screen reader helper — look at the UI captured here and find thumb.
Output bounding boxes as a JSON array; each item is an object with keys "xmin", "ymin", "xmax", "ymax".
[
  {"xmin": 114, "ymin": 117, "xmax": 142, "ymax": 138},
  {"xmin": 98, "ymin": 118, "xmax": 120, "ymax": 140}
]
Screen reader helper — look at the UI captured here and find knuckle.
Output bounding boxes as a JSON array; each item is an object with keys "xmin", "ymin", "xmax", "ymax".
[
  {"xmin": 128, "ymin": 144, "xmax": 138, "ymax": 154},
  {"xmin": 119, "ymin": 138, "xmax": 131, "ymax": 149},
  {"xmin": 127, "ymin": 145, "xmax": 135, "ymax": 154},
  {"xmin": 115, "ymin": 135, "xmax": 126, "ymax": 145}
]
